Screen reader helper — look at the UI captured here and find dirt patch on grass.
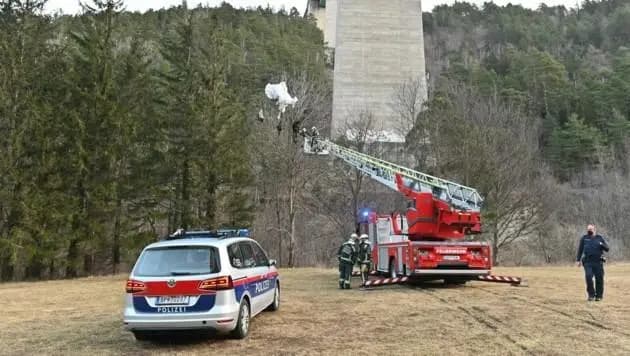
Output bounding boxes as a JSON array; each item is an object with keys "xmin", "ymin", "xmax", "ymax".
[{"xmin": 1, "ymin": 265, "xmax": 630, "ymax": 355}]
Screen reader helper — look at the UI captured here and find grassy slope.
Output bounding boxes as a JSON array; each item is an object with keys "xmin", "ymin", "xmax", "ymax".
[{"xmin": 2, "ymin": 265, "xmax": 630, "ymax": 355}]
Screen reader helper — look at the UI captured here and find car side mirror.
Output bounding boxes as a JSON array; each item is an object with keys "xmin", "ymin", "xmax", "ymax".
[{"xmin": 269, "ymin": 259, "xmax": 277, "ymax": 267}]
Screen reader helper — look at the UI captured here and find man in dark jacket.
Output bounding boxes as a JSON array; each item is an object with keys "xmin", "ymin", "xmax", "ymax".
[{"xmin": 576, "ymin": 224, "xmax": 609, "ymax": 301}]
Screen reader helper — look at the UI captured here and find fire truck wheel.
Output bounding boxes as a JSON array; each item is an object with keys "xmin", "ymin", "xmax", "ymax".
[{"xmin": 388, "ymin": 259, "xmax": 396, "ymax": 278}]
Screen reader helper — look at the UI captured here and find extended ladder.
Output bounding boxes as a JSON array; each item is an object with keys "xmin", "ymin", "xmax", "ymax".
[{"xmin": 304, "ymin": 136, "xmax": 483, "ymax": 212}]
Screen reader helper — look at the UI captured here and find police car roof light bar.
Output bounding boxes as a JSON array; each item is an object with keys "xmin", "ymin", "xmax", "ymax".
[{"xmin": 165, "ymin": 228, "xmax": 250, "ymax": 240}]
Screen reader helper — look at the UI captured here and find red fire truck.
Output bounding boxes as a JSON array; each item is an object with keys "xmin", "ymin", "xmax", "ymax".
[{"xmin": 304, "ymin": 135, "xmax": 493, "ymax": 284}]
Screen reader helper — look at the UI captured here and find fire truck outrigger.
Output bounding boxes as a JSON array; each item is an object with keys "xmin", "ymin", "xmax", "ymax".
[{"xmin": 303, "ymin": 130, "xmax": 525, "ymax": 287}]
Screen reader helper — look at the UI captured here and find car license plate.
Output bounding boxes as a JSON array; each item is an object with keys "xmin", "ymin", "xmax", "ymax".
[
  {"xmin": 443, "ymin": 255, "xmax": 460, "ymax": 261},
  {"xmin": 156, "ymin": 296, "xmax": 190, "ymax": 305}
]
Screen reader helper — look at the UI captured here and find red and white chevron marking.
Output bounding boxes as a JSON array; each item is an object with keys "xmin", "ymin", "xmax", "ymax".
[
  {"xmin": 477, "ymin": 275, "xmax": 522, "ymax": 284},
  {"xmin": 364, "ymin": 276, "xmax": 409, "ymax": 287}
]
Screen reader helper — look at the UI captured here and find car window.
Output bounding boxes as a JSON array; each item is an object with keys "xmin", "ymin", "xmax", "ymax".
[
  {"xmin": 228, "ymin": 243, "xmax": 244, "ymax": 269},
  {"xmin": 251, "ymin": 242, "xmax": 269, "ymax": 267},
  {"xmin": 134, "ymin": 246, "xmax": 220, "ymax": 276},
  {"xmin": 239, "ymin": 242, "xmax": 257, "ymax": 268}
]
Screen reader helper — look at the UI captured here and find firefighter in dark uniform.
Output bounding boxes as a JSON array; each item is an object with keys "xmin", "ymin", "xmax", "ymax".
[
  {"xmin": 310, "ymin": 126, "xmax": 320, "ymax": 152},
  {"xmin": 337, "ymin": 234, "xmax": 357, "ymax": 289},
  {"xmin": 357, "ymin": 234, "xmax": 372, "ymax": 287},
  {"xmin": 576, "ymin": 224, "xmax": 610, "ymax": 301}
]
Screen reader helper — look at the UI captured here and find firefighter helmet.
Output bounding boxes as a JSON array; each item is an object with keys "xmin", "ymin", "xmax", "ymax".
[{"xmin": 360, "ymin": 234, "xmax": 368, "ymax": 240}]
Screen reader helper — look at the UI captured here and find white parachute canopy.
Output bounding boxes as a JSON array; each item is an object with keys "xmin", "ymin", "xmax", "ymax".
[{"xmin": 265, "ymin": 81, "xmax": 298, "ymax": 113}]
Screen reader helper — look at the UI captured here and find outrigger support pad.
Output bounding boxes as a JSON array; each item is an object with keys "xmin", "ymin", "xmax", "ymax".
[{"xmin": 476, "ymin": 274, "xmax": 528, "ymax": 287}]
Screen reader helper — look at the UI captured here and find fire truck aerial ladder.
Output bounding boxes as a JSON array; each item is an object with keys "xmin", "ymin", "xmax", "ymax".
[
  {"xmin": 305, "ymin": 135, "xmax": 483, "ymax": 238},
  {"xmin": 261, "ymin": 82, "xmax": 523, "ymax": 286},
  {"xmin": 302, "ymin": 131, "xmax": 524, "ymax": 286}
]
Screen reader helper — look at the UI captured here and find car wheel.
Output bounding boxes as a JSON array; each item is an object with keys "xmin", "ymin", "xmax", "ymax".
[
  {"xmin": 389, "ymin": 259, "xmax": 396, "ymax": 278},
  {"xmin": 231, "ymin": 300, "xmax": 250, "ymax": 339},
  {"xmin": 132, "ymin": 331, "xmax": 153, "ymax": 341},
  {"xmin": 266, "ymin": 283, "xmax": 280, "ymax": 311}
]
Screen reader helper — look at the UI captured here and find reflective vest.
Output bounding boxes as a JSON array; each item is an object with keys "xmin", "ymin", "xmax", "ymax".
[
  {"xmin": 357, "ymin": 241, "xmax": 372, "ymax": 264},
  {"xmin": 339, "ymin": 242, "xmax": 355, "ymax": 263}
]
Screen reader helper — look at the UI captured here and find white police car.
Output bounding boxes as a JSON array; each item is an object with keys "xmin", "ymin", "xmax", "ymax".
[{"xmin": 123, "ymin": 229, "xmax": 280, "ymax": 340}]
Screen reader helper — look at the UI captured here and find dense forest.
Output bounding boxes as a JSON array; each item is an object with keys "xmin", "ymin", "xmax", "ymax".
[
  {"xmin": 415, "ymin": 0, "xmax": 630, "ymax": 264},
  {"xmin": 1, "ymin": 0, "xmax": 629, "ymax": 281},
  {"xmin": 0, "ymin": 0, "xmax": 328, "ymax": 280},
  {"xmin": 422, "ymin": 0, "xmax": 630, "ymax": 179}
]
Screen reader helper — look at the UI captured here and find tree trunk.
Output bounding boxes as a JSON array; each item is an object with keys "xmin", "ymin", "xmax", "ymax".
[
  {"xmin": 48, "ymin": 259, "xmax": 55, "ymax": 279},
  {"xmin": 275, "ymin": 195, "xmax": 282, "ymax": 267},
  {"xmin": 112, "ymin": 198, "xmax": 122, "ymax": 275},
  {"xmin": 67, "ymin": 178, "xmax": 87, "ymax": 278},
  {"xmin": 270, "ymin": 176, "xmax": 284, "ymax": 266},
  {"xmin": 352, "ymin": 175, "xmax": 359, "ymax": 231},
  {"xmin": 288, "ymin": 210, "xmax": 296, "ymax": 267},
  {"xmin": 492, "ymin": 231, "xmax": 500, "ymax": 266},
  {"xmin": 26, "ymin": 253, "xmax": 43, "ymax": 280},
  {"xmin": 352, "ymin": 193, "xmax": 359, "ymax": 232},
  {"xmin": 180, "ymin": 158, "xmax": 190, "ymax": 229},
  {"xmin": 349, "ymin": 170, "xmax": 364, "ymax": 234},
  {"xmin": 288, "ymin": 172, "xmax": 296, "ymax": 268},
  {"xmin": 168, "ymin": 200, "xmax": 175, "ymax": 233},
  {"xmin": 1, "ymin": 216, "xmax": 19, "ymax": 281},
  {"xmin": 0, "ymin": 253, "xmax": 14, "ymax": 281},
  {"xmin": 537, "ymin": 230, "xmax": 551, "ymax": 263},
  {"xmin": 1, "ymin": 185, "xmax": 23, "ymax": 281},
  {"xmin": 205, "ymin": 172, "xmax": 217, "ymax": 228},
  {"xmin": 83, "ymin": 253, "xmax": 93, "ymax": 276},
  {"xmin": 66, "ymin": 238, "xmax": 79, "ymax": 278}
]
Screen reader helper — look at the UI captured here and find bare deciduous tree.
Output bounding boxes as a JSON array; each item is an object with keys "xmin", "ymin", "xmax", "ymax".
[
  {"xmin": 305, "ymin": 109, "xmax": 412, "ymax": 262},
  {"xmin": 306, "ymin": 109, "xmax": 388, "ymax": 233},
  {"xmin": 251, "ymin": 74, "xmax": 331, "ymax": 267},
  {"xmin": 564, "ymin": 171, "xmax": 630, "ymax": 259},
  {"xmin": 338, "ymin": 110, "xmax": 381, "ymax": 229},
  {"xmin": 390, "ymin": 76, "xmax": 427, "ymax": 137},
  {"xmin": 414, "ymin": 83, "xmax": 548, "ymax": 264}
]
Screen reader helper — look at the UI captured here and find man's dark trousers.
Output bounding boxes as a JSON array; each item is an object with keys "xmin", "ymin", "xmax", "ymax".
[
  {"xmin": 583, "ymin": 262, "xmax": 604, "ymax": 299},
  {"xmin": 341, "ymin": 262, "xmax": 353, "ymax": 289}
]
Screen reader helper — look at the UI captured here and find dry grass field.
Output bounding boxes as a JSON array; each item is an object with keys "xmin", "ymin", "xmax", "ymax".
[{"xmin": 2, "ymin": 264, "xmax": 630, "ymax": 356}]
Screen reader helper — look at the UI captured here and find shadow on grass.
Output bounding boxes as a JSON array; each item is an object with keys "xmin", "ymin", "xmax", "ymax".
[
  {"xmin": 136, "ymin": 330, "xmax": 236, "ymax": 346},
  {"xmin": 355, "ymin": 279, "xmax": 470, "ymax": 292},
  {"xmin": 407, "ymin": 280, "xmax": 468, "ymax": 289}
]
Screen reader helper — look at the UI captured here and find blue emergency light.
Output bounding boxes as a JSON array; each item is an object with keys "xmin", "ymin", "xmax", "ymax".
[
  {"xmin": 211, "ymin": 228, "xmax": 250, "ymax": 238},
  {"xmin": 218, "ymin": 228, "xmax": 250, "ymax": 237},
  {"xmin": 357, "ymin": 208, "xmax": 372, "ymax": 223}
]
